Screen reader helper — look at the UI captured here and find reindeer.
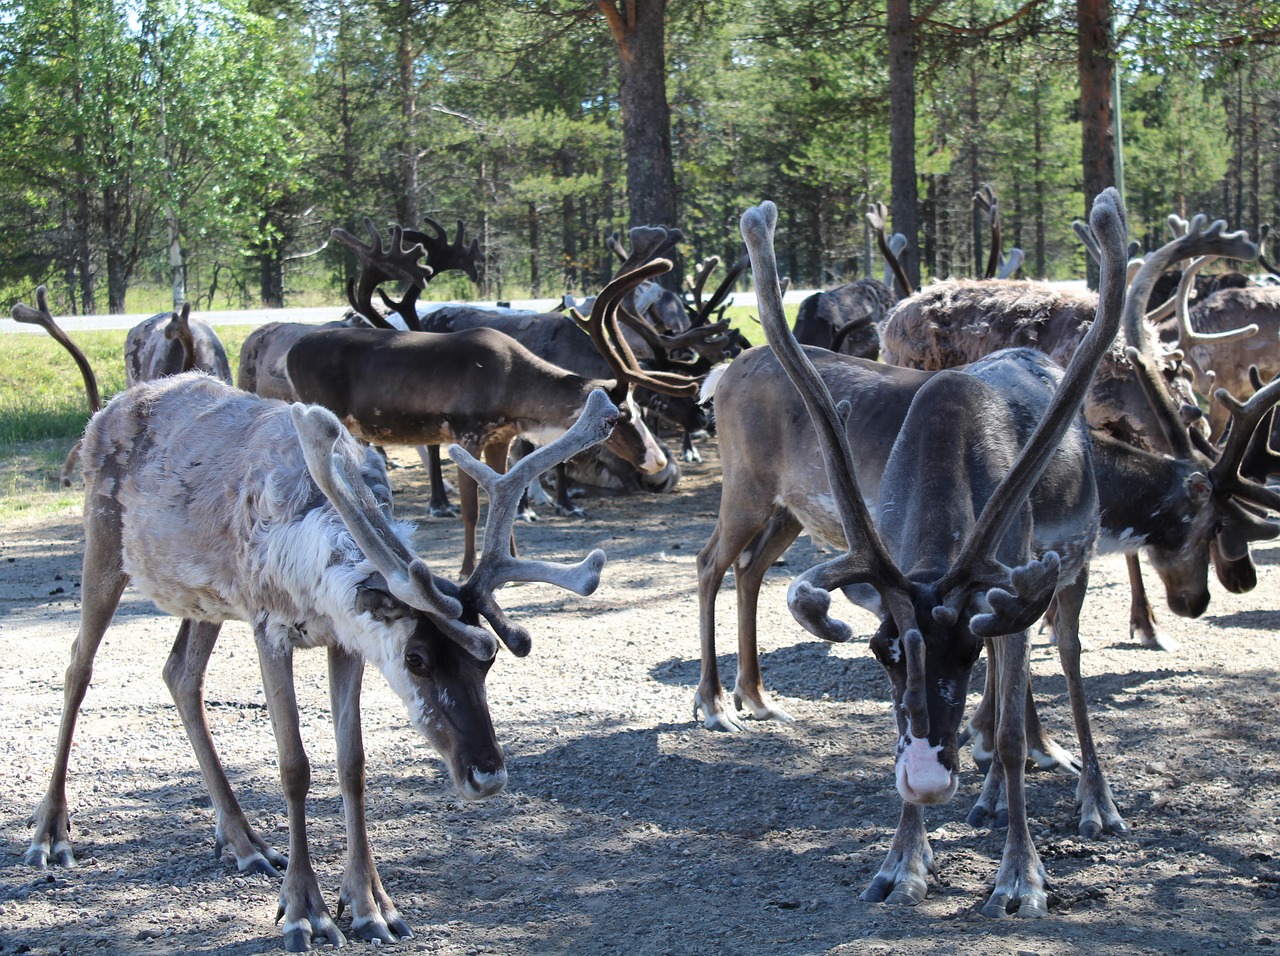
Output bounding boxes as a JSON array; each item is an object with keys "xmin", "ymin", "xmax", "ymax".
[
  {"xmin": 728, "ymin": 192, "xmax": 1129, "ymax": 915},
  {"xmin": 288, "ymin": 260, "xmax": 699, "ymax": 578},
  {"xmin": 792, "ymin": 228, "xmax": 907, "ymax": 361},
  {"xmin": 12, "ymin": 288, "xmax": 232, "ymax": 486},
  {"xmin": 877, "ymin": 213, "xmax": 1261, "ymax": 650},
  {"xmin": 25, "ymin": 370, "xmax": 619, "ymax": 950},
  {"xmin": 698, "ymin": 207, "xmax": 1275, "ymax": 854}
]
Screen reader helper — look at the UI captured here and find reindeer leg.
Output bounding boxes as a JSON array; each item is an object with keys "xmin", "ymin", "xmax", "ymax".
[
  {"xmin": 1127, "ymin": 554, "xmax": 1175, "ymax": 651},
  {"xmin": 695, "ymin": 523, "xmax": 742, "ymax": 731},
  {"xmin": 163, "ymin": 619, "xmax": 286, "ymax": 876},
  {"xmin": 682, "ymin": 429, "xmax": 702, "ymax": 464},
  {"xmin": 328, "ymin": 646, "xmax": 412, "ymax": 944},
  {"xmin": 255, "ymin": 628, "xmax": 344, "ymax": 952},
  {"xmin": 417, "ymin": 445, "xmax": 459, "ymax": 518},
  {"xmin": 457, "ymin": 449, "xmax": 482, "ymax": 580},
  {"xmin": 968, "ymin": 640, "xmax": 1081, "ymax": 779},
  {"xmin": 860, "ymin": 801, "xmax": 934, "ymax": 906},
  {"xmin": 730, "ymin": 512, "xmax": 803, "ymax": 723},
  {"xmin": 982, "ymin": 631, "xmax": 1048, "ymax": 919},
  {"xmin": 1053, "ymin": 568, "xmax": 1128, "ymax": 838},
  {"xmin": 59, "ymin": 438, "xmax": 83, "ymax": 487},
  {"xmin": 554, "ymin": 461, "xmax": 586, "ymax": 518},
  {"xmin": 26, "ymin": 532, "xmax": 127, "ymax": 869}
]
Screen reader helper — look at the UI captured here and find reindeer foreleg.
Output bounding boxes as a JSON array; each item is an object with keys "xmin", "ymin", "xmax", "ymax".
[
  {"xmin": 256, "ymin": 628, "xmax": 344, "ymax": 952},
  {"xmin": 860, "ymin": 801, "xmax": 935, "ymax": 906},
  {"xmin": 1052, "ymin": 568, "xmax": 1128, "ymax": 838},
  {"xmin": 328, "ymin": 646, "xmax": 411, "ymax": 944},
  {"xmin": 1127, "ymin": 554, "xmax": 1175, "ymax": 651},
  {"xmin": 982, "ymin": 630, "xmax": 1048, "ymax": 919},
  {"xmin": 164, "ymin": 619, "xmax": 287, "ymax": 876}
]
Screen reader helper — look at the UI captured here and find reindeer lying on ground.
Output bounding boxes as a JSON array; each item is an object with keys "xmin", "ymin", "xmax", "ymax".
[
  {"xmin": 288, "ymin": 260, "xmax": 698, "ymax": 578},
  {"xmin": 25, "ymin": 372, "xmax": 618, "ymax": 951},
  {"xmin": 699, "ymin": 206, "xmax": 1276, "ymax": 860},
  {"xmin": 732, "ymin": 191, "xmax": 1128, "ymax": 915},
  {"xmin": 12, "ymin": 288, "xmax": 232, "ymax": 486}
]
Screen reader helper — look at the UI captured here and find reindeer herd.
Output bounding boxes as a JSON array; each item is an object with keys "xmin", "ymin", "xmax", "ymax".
[{"xmin": 11, "ymin": 188, "xmax": 1280, "ymax": 948}]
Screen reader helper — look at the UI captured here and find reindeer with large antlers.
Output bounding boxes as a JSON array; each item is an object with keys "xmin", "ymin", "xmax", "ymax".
[
  {"xmin": 878, "ymin": 211, "xmax": 1263, "ymax": 650},
  {"xmin": 699, "ymin": 199, "xmax": 1280, "ymax": 894},
  {"xmin": 25, "ymin": 370, "xmax": 618, "ymax": 950},
  {"xmin": 734, "ymin": 192, "xmax": 1128, "ymax": 916},
  {"xmin": 288, "ymin": 259, "xmax": 698, "ymax": 578}
]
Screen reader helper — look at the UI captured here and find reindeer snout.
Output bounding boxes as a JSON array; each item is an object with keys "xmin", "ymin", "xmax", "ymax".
[
  {"xmin": 1170, "ymin": 589, "xmax": 1210, "ymax": 618},
  {"xmin": 895, "ymin": 736, "xmax": 959, "ymax": 806},
  {"xmin": 460, "ymin": 766, "xmax": 508, "ymax": 801}
]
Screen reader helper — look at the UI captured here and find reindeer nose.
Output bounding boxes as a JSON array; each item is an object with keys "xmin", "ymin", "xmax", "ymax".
[
  {"xmin": 1171, "ymin": 589, "xmax": 1210, "ymax": 618},
  {"xmin": 462, "ymin": 766, "xmax": 508, "ymax": 801}
]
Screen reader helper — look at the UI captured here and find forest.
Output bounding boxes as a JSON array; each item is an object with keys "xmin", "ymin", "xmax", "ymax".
[{"xmin": 0, "ymin": 0, "xmax": 1277, "ymax": 315}]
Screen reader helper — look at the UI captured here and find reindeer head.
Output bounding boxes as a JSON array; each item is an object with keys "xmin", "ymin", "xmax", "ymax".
[
  {"xmin": 744, "ymin": 189, "xmax": 1128, "ymax": 806},
  {"xmin": 292, "ymin": 390, "xmax": 616, "ymax": 800}
]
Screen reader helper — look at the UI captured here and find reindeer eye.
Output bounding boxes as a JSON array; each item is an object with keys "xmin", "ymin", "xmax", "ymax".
[{"xmin": 405, "ymin": 651, "xmax": 431, "ymax": 674}]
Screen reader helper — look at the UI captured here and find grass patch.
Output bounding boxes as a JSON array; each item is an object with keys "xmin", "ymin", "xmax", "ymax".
[{"xmin": 0, "ymin": 324, "xmax": 258, "ymax": 521}]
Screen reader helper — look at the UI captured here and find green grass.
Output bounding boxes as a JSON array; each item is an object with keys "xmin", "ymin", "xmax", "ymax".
[{"xmin": 0, "ymin": 325, "xmax": 257, "ymax": 520}]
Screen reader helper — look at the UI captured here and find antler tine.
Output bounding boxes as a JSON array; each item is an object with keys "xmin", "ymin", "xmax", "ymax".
[
  {"xmin": 741, "ymin": 201, "xmax": 917, "ymax": 648},
  {"xmin": 997, "ymin": 247, "xmax": 1025, "ymax": 280},
  {"xmin": 694, "ymin": 253, "xmax": 748, "ymax": 326},
  {"xmin": 868, "ymin": 202, "xmax": 913, "ymax": 298},
  {"xmin": 402, "ymin": 216, "xmax": 485, "ymax": 283},
  {"xmin": 290, "ymin": 403, "xmax": 499, "ymax": 661},
  {"xmin": 1259, "ymin": 224, "xmax": 1280, "ymax": 278},
  {"xmin": 1124, "ymin": 345, "xmax": 1197, "ymax": 459},
  {"xmin": 452, "ymin": 388, "xmax": 617, "ymax": 656},
  {"xmin": 1122, "ymin": 214, "xmax": 1257, "ymax": 353},
  {"xmin": 1168, "ymin": 213, "xmax": 1190, "ymax": 238},
  {"xmin": 1208, "ymin": 373, "xmax": 1280, "ymax": 513},
  {"xmin": 936, "ymin": 187, "xmax": 1128, "ymax": 603},
  {"xmin": 13, "ymin": 286, "xmax": 101, "ymax": 413},
  {"xmin": 977, "ymin": 186, "xmax": 1002, "ymax": 280},
  {"xmin": 615, "ymin": 225, "xmax": 683, "ymax": 278},
  {"xmin": 687, "ymin": 255, "xmax": 721, "ymax": 308},
  {"xmin": 1172, "ymin": 255, "xmax": 1260, "ymax": 350},
  {"xmin": 1073, "ymin": 219, "xmax": 1103, "ymax": 265}
]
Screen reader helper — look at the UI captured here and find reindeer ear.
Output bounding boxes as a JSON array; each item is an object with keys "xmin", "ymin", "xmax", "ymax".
[
  {"xmin": 355, "ymin": 574, "xmax": 412, "ymax": 622},
  {"xmin": 969, "ymin": 552, "xmax": 1061, "ymax": 639}
]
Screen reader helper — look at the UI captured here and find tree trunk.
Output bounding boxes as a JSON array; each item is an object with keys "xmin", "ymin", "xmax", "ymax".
[
  {"xmin": 1033, "ymin": 80, "xmax": 1047, "ymax": 279},
  {"xmin": 1077, "ymin": 0, "xmax": 1115, "ymax": 288},
  {"xmin": 598, "ymin": 0, "xmax": 676, "ymax": 231},
  {"xmin": 528, "ymin": 201, "xmax": 540, "ymax": 296},
  {"xmin": 395, "ymin": 0, "xmax": 419, "ymax": 230},
  {"xmin": 887, "ymin": 0, "xmax": 920, "ymax": 289}
]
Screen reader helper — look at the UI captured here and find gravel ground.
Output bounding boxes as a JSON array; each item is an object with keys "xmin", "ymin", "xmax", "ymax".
[{"xmin": 2, "ymin": 438, "xmax": 1280, "ymax": 956}]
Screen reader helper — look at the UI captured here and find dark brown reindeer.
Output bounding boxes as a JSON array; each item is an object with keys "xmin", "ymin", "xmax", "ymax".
[
  {"xmin": 732, "ymin": 191, "xmax": 1128, "ymax": 916},
  {"xmin": 13, "ymin": 287, "xmax": 232, "ymax": 486},
  {"xmin": 25, "ymin": 370, "xmax": 619, "ymax": 950},
  {"xmin": 698, "ymin": 205, "xmax": 1275, "ymax": 855},
  {"xmin": 288, "ymin": 259, "xmax": 698, "ymax": 578}
]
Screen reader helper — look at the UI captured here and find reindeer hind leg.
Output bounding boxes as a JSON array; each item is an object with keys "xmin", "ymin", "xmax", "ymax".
[
  {"xmin": 26, "ymin": 500, "xmax": 128, "ymax": 869},
  {"xmin": 163, "ymin": 619, "xmax": 287, "ymax": 876}
]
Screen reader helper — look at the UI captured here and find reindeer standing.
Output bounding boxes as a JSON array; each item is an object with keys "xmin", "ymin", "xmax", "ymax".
[{"xmin": 25, "ymin": 370, "xmax": 619, "ymax": 950}]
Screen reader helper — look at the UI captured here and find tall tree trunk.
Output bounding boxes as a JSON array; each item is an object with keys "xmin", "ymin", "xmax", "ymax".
[
  {"xmin": 1077, "ymin": 0, "xmax": 1115, "ymax": 288},
  {"xmin": 596, "ymin": 0, "xmax": 680, "ymax": 290},
  {"xmin": 969, "ymin": 65, "xmax": 983, "ymax": 276},
  {"xmin": 1033, "ymin": 80, "xmax": 1047, "ymax": 279},
  {"xmin": 102, "ymin": 184, "xmax": 129, "ymax": 314},
  {"xmin": 395, "ymin": 0, "xmax": 419, "ymax": 230},
  {"xmin": 887, "ymin": 0, "xmax": 920, "ymax": 289},
  {"xmin": 528, "ymin": 201, "xmax": 541, "ymax": 296}
]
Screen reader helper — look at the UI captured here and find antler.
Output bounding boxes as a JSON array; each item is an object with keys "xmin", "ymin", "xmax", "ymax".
[
  {"xmin": 450, "ymin": 388, "xmax": 617, "ymax": 656},
  {"xmin": 1207, "ymin": 372, "xmax": 1280, "ymax": 514},
  {"xmin": 332, "ymin": 217, "xmax": 433, "ymax": 330},
  {"xmin": 291, "ymin": 403, "xmax": 495, "ymax": 660},
  {"xmin": 13, "ymin": 286, "xmax": 101, "ymax": 414},
  {"xmin": 1241, "ymin": 366, "xmax": 1280, "ymax": 484},
  {"xmin": 611, "ymin": 226, "xmax": 683, "ymax": 277},
  {"xmin": 402, "ymin": 216, "xmax": 485, "ymax": 283},
  {"xmin": 574, "ymin": 260, "xmax": 702, "ymax": 399},
  {"xmin": 868, "ymin": 202, "xmax": 913, "ymax": 298},
  {"xmin": 1171, "ymin": 254, "xmax": 1259, "ymax": 349},
  {"xmin": 932, "ymin": 187, "xmax": 1129, "ymax": 624},
  {"xmin": 1122, "ymin": 214, "xmax": 1257, "ymax": 355},
  {"xmin": 161, "ymin": 302, "xmax": 198, "ymax": 372},
  {"xmin": 974, "ymin": 185, "xmax": 1002, "ymax": 280},
  {"xmin": 685, "ymin": 253, "xmax": 748, "ymax": 327},
  {"xmin": 1258, "ymin": 224, "xmax": 1280, "ymax": 278}
]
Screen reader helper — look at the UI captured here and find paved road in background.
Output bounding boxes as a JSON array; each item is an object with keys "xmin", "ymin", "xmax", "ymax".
[{"xmin": 0, "ymin": 291, "xmax": 817, "ymax": 334}]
